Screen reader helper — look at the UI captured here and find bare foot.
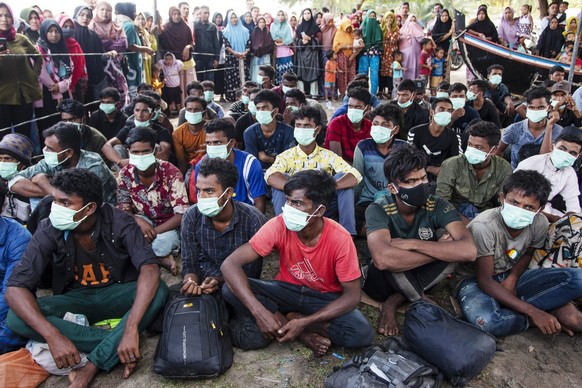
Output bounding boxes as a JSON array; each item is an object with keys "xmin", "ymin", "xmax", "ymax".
[
  {"xmin": 378, "ymin": 293, "xmax": 405, "ymax": 336},
  {"xmin": 68, "ymin": 361, "xmax": 99, "ymax": 388},
  {"xmin": 159, "ymin": 255, "xmax": 177, "ymax": 276},
  {"xmin": 298, "ymin": 331, "xmax": 331, "ymax": 357},
  {"xmin": 123, "ymin": 362, "xmax": 138, "ymax": 379},
  {"xmin": 552, "ymin": 302, "xmax": 582, "ymax": 336}
]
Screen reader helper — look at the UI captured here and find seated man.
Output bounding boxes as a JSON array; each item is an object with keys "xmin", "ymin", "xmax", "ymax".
[
  {"xmin": 325, "ymin": 86, "xmax": 372, "ymax": 164},
  {"xmin": 194, "ymin": 118, "xmax": 266, "ymax": 212},
  {"xmin": 234, "ymin": 87, "xmax": 260, "ymax": 150},
  {"xmin": 272, "ymin": 71, "xmax": 300, "ymax": 113},
  {"xmin": 353, "ymin": 103, "xmax": 406, "ymax": 236},
  {"xmin": 0, "ymin": 134, "xmax": 34, "ymax": 223},
  {"xmin": 6, "ymin": 169, "xmax": 168, "ymax": 386},
  {"xmin": 0, "ymin": 182, "xmax": 30, "ymax": 354},
  {"xmin": 201, "ymin": 80, "xmax": 225, "ymax": 118},
  {"xmin": 282, "ymin": 88, "xmax": 328, "ymax": 139},
  {"xmin": 266, "ymin": 106, "xmax": 361, "ymax": 235},
  {"xmin": 548, "ymin": 65, "xmax": 566, "ymax": 83},
  {"xmin": 497, "ymin": 87, "xmax": 563, "ymax": 168},
  {"xmin": 485, "ymin": 64, "xmax": 514, "ymax": 125},
  {"xmin": 392, "ymin": 79, "xmax": 430, "ymax": 140},
  {"xmin": 89, "ymin": 87, "xmax": 128, "ymax": 141},
  {"xmin": 103, "ymin": 95, "xmax": 173, "ymax": 168},
  {"xmin": 407, "ymin": 97, "xmax": 462, "ymax": 181},
  {"xmin": 515, "ymin": 132, "xmax": 582, "ymax": 223},
  {"xmin": 548, "ymin": 81, "xmax": 582, "ymax": 128},
  {"xmin": 221, "ymin": 170, "xmax": 374, "ymax": 355},
  {"xmin": 117, "ymin": 128, "xmax": 189, "ymax": 276},
  {"xmin": 243, "ymin": 90, "xmax": 294, "ymax": 170},
  {"xmin": 10, "ymin": 122, "xmax": 117, "ymax": 206},
  {"xmin": 228, "ymin": 81, "xmax": 259, "ymax": 121},
  {"xmin": 173, "ymin": 96, "xmax": 208, "ymax": 174},
  {"xmin": 437, "ymin": 121, "xmax": 513, "ymax": 223},
  {"xmin": 256, "ymin": 64, "xmax": 276, "ymax": 90},
  {"xmin": 447, "ymin": 82, "xmax": 480, "ymax": 138},
  {"xmin": 141, "ymin": 90, "xmax": 175, "ymax": 135},
  {"xmin": 456, "ymin": 170, "xmax": 582, "ymax": 337},
  {"xmin": 181, "ymin": 158, "xmax": 267, "ymax": 296},
  {"xmin": 363, "ymin": 144, "xmax": 477, "ymax": 336},
  {"xmin": 177, "ymin": 81, "xmax": 218, "ymax": 125},
  {"xmin": 467, "ymin": 80, "xmax": 502, "ymax": 128},
  {"xmin": 330, "ymin": 77, "xmax": 382, "ymax": 121},
  {"xmin": 59, "ymin": 98, "xmax": 107, "ymax": 158}
]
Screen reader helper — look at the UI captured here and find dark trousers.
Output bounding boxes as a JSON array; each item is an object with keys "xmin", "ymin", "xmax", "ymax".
[
  {"xmin": 363, "ymin": 260, "xmax": 455, "ymax": 302},
  {"xmin": 0, "ymin": 103, "xmax": 33, "ymax": 140},
  {"xmin": 7, "ymin": 281, "xmax": 169, "ymax": 371},
  {"xmin": 223, "ymin": 279, "xmax": 374, "ymax": 350},
  {"xmin": 195, "ymin": 56, "xmax": 215, "ymax": 82}
]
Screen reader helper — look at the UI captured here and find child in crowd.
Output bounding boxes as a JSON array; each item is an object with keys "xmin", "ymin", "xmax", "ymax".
[
  {"xmin": 559, "ymin": 41, "xmax": 582, "ymax": 69},
  {"xmin": 151, "ymin": 63, "xmax": 164, "ymax": 96},
  {"xmin": 431, "ymin": 47, "xmax": 446, "ymax": 96},
  {"xmin": 353, "ymin": 28, "xmax": 364, "ymax": 52},
  {"xmin": 419, "ymin": 38, "xmax": 434, "ymax": 86},
  {"xmin": 324, "ymin": 50, "xmax": 338, "ymax": 103},
  {"xmin": 158, "ymin": 52, "xmax": 184, "ymax": 115},
  {"xmin": 516, "ymin": 4, "xmax": 533, "ymax": 52},
  {"xmin": 391, "ymin": 51, "xmax": 405, "ymax": 99}
]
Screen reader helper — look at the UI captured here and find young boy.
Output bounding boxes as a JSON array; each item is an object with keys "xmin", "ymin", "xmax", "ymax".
[
  {"xmin": 419, "ymin": 38, "xmax": 434, "ymax": 86},
  {"xmin": 324, "ymin": 50, "xmax": 338, "ymax": 104},
  {"xmin": 431, "ymin": 47, "xmax": 446, "ymax": 96},
  {"xmin": 201, "ymin": 80, "xmax": 226, "ymax": 118},
  {"xmin": 151, "ymin": 63, "xmax": 164, "ymax": 96},
  {"xmin": 456, "ymin": 170, "xmax": 582, "ymax": 337},
  {"xmin": 391, "ymin": 51, "xmax": 405, "ymax": 99},
  {"xmin": 159, "ymin": 52, "xmax": 184, "ymax": 116}
]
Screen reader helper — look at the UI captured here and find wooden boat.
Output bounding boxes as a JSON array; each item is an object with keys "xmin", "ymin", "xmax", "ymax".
[{"xmin": 458, "ymin": 32, "xmax": 582, "ymax": 95}]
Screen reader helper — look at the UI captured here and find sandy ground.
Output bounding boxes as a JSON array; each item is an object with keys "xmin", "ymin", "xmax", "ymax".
[{"xmin": 39, "ymin": 68, "xmax": 582, "ymax": 387}]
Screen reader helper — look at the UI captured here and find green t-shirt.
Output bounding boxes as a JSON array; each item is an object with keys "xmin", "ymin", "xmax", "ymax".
[{"xmin": 365, "ymin": 193, "xmax": 461, "ymax": 241}]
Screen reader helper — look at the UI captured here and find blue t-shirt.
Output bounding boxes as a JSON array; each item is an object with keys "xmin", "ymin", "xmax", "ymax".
[
  {"xmin": 195, "ymin": 149, "xmax": 267, "ymax": 205},
  {"xmin": 501, "ymin": 119, "xmax": 563, "ymax": 168},
  {"xmin": 392, "ymin": 61, "xmax": 403, "ymax": 79},
  {"xmin": 431, "ymin": 57, "xmax": 446, "ymax": 77},
  {"xmin": 243, "ymin": 122, "xmax": 295, "ymax": 169}
]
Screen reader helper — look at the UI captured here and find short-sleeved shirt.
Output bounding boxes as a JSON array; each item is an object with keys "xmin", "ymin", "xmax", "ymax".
[
  {"xmin": 392, "ymin": 61, "xmax": 403, "ymax": 79},
  {"xmin": 395, "ymin": 102, "xmax": 430, "ymax": 140},
  {"xmin": 408, "ymin": 123, "xmax": 462, "ymax": 168},
  {"xmin": 366, "ymin": 193, "xmax": 461, "ymax": 240},
  {"xmin": 89, "ymin": 109, "xmax": 128, "ymax": 140},
  {"xmin": 265, "ymin": 145, "xmax": 362, "ymax": 183},
  {"xmin": 122, "ymin": 21, "xmax": 143, "ymax": 89},
  {"xmin": 116, "ymin": 160, "xmax": 189, "ymax": 226},
  {"xmin": 325, "ymin": 60, "xmax": 337, "ymax": 83},
  {"xmin": 468, "ymin": 99, "xmax": 501, "ymax": 129},
  {"xmin": 500, "ymin": 119, "xmax": 563, "ymax": 168},
  {"xmin": 419, "ymin": 51, "xmax": 432, "ymax": 76},
  {"xmin": 431, "ymin": 57, "xmax": 446, "ymax": 77},
  {"xmin": 195, "ymin": 149, "xmax": 267, "ymax": 205},
  {"xmin": 172, "ymin": 122, "xmax": 207, "ymax": 165},
  {"xmin": 243, "ymin": 122, "xmax": 295, "ymax": 169},
  {"xmin": 71, "ymin": 238, "xmax": 112, "ymax": 288},
  {"xmin": 116, "ymin": 121, "xmax": 173, "ymax": 148},
  {"xmin": 353, "ymin": 138, "xmax": 406, "ymax": 205},
  {"xmin": 324, "ymin": 114, "xmax": 372, "ymax": 164},
  {"xmin": 436, "ymin": 154, "xmax": 513, "ymax": 211},
  {"xmin": 458, "ymin": 208, "xmax": 548, "ymax": 276},
  {"xmin": 485, "ymin": 83, "xmax": 511, "ymax": 113},
  {"xmin": 249, "ymin": 216, "xmax": 361, "ymax": 293}
]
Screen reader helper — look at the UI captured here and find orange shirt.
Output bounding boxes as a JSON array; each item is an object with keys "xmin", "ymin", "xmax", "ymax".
[
  {"xmin": 172, "ymin": 122, "xmax": 206, "ymax": 165},
  {"xmin": 325, "ymin": 60, "xmax": 338, "ymax": 83}
]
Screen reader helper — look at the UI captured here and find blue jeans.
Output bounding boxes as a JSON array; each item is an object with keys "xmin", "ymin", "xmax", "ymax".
[
  {"xmin": 137, "ymin": 215, "xmax": 180, "ymax": 257},
  {"xmin": 271, "ymin": 173, "xmax": 357, "ymax": 235},
  {"xmin": 358, "ymin": 55, "xmax": 380, "ymax": 95},
  {"xmin": 458, "ymin": 268, "xmax": 582, "ymax": 337},
  {"xmin": 458, "ymin": 202, "xmax": 480, "ymax": 220},
  {"xmin": 223, "ymin": 279, "xmax": 374, "ymax": 350}
]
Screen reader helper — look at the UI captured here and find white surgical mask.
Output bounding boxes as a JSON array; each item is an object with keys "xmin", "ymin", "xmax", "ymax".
[
  {"xmin": 489, "ymin": 74, "xmax": 502, "ymax": 85},
  {"xmin": 206, "ymin": 143, "xmax": 231, "ymax": 159},
  {"xmin": 281, "ymin": 203, "xmax": 322, "ymax": 232},
  {"xmin": 185, "ymin": 111, "xmax": 204, "ymax": 125},
  {"xmin": 49, "ymin": 202, "xmax": 90, "ymax": 231},
  {"xmin": 450, "ymin": 97, "xmax": 466, "ymax": 110},
  {"xmin": 248, "ymin": 101, "xmax": 257, "ymax": 115},
  {"xmin": 550, "ymin": 99, "xmax": 566, "ymax": 111},
  {"xmin": 466, "ymin": 91, "xmax": 478, "ymax": 101},
  {"xmin": 241, "ymin": 95, "xmax": 250, "ymax": 105},
  {"xmin": 397, "ymin": 100, "xmax": 413, "ymax": 109},
  {"xmin": 526, "ymin": 109, "xmax": 547, "ymax": 123},
  {"xmin": 436, "ymin": 91, "xmax": 449, "ymax": 98},
  {"xmin": 282, "ymin": 85, "xmax": 292, "ymax": 94},
  {"xmin": 294, "ymin": 127, "xmax": 316, "ymax": 146},
  {"xmin": 129, "ymin": 152, "xmax": 156, "ymax": 171},
  {"xmin": 256, "ymin": 110, "xmax": 274, "ymax": 125},
  {"xmin": 433, "ymin": 111, "xmax": 452, "ymax": 126},
  {"xmin": 347, "ymin": 108, "xmax": 365, "ymax": 124},
  {"xmin": 197, "ymin": 189, "xmax": 230, "ymax": 217},
  {"xmin": 370, "ymin": 125, "xmax": 394, "ymax": 144},
  {"xmin": 500, "ymin": 201, "xmax": 537, "ymax": 230},
  {"xmin": 0, "ymin": 162, "xmax": 19, "ymax": 179},
  {"xmin": 550, "ymin": 148, "xmax": 577, "ymax": 169},
  {"xmin": 43, "ymin": 149, "xmax": 69, "ymax": 168},
  {"xmin": 99, "ymin": 103, "xmax": 116, "ymax": 115},
  {"xmin": 134, "ymin": 119, "xmax": 150, "ymax": 128},
  {"xmin": 204, "ymin": 90, "xmax": 215, "ymax": 102},
  {"xmin": 464, "ymin": 146, "xmax": 490, "ymax": 165}
]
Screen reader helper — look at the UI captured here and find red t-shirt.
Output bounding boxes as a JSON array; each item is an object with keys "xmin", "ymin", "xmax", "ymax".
[
  {"xmin": 324, "ymin": 114, "xmax": 372, "ymax": 163},
  {"xmin": 419, "ymin": 51, "xmax": 432, "ymax": 76},
  {"xmin": 249, "ymin": 216, "xmax": 361, "ymax": 293}
]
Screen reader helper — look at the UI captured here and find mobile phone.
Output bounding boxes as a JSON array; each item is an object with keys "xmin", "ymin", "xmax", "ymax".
[{"xmin": 0, "ymin": 38, "xmax": 7, "ymax": 53}]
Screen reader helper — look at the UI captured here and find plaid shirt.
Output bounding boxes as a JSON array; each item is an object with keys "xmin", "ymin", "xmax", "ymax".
[{"xmin": 181, "ymin": 201, "xmax": 267, "ymax": 280}]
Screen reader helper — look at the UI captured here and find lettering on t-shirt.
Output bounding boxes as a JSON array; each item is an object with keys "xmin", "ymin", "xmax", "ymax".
[
  {"xmin": 74, "ymin": 262, "xmax": 112, "ymax": 287},
  {"xmin": 289, "ymin": 258, "xmax": 323, "ymax": 283}
]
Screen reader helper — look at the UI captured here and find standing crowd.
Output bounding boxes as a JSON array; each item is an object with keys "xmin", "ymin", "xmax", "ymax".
[{"xmin": 0, "ymin": 0, "xmax": 582, "ymax": 386}]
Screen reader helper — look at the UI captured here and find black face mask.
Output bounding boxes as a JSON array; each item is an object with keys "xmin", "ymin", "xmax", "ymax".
[{"xmin": 395, "ymin": 182, "xmax": 431, "ymax": 207}]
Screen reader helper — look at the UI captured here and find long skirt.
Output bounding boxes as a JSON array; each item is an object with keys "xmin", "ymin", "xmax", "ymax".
[{"xmin": 275, "ymin": 56, "xmax": 293, "ymax": 84}]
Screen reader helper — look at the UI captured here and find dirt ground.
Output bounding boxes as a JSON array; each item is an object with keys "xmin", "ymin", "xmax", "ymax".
[{"xmin": 39, "ymin": 68, "xmax": 582, "ymax": 387}]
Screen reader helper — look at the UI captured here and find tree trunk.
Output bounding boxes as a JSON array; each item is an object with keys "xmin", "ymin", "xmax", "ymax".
[
  {"xmin": 356, "ymin": 0, "xmax": 366, "ymax": 11},
  {"xmin": 538, "ymin": 0, "xmax": 549, "ymax": 19}
]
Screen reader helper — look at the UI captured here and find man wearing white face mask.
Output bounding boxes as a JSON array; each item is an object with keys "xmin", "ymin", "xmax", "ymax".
[
  {"xmin": 437, "ymin": 122, "xmax": 512, "ymax": 224},
  {"xmin": 266, "ymin": 106, "xmax": 361, "ymax": 235},
  {"xmin": 117, "ymin": 128, "xmax": 189, "ymax": 276},
  {"xmin": 456, "ymin": 170, "xmax": 582, "ymax": 337},
  {"xmin": 497, "ymin": 87, "xmax": 562, "ymax": 168},
  {"xmin": 547, "ymin": 81, "xmax": 582, "ymax": 129},
  {"xmin": 58, "ymin": 98, "xmax": 107, "ymax": 159},
  {"xmin": 467, "ymin": 80, "xmax": 501, "ymax": 129},
  {"xmin": 391, "ymin": 80, "xmax": 429, "ymax": 140},
  {"xmin": 88, "ymin": 87, "xmax": 128, "ymax": 141},
  {"xmin": 447, "ymin": 83, "xmax": 480, "ymax": 137},
  {"xmin": 516, "ymin": 132, "xmax": 582, "ymax": 223},
  {"xmin": 222, "ymin": 170, "xmax": 374, "ymax": 355},
  {"xmin": 0, "ymin": 134, "xmax": 33, "ymax": 223},
  {"xmin": 234, "ymin": 87, "xmax": 260, "ymax": 149},
  {"xmin": 485, "ymin": 64, "xmax": 514, "ymax": 126},
  {"xmin": 407, "ymin": 98, "xmax": 462, "ymax": 181},
  {"xmin": 173, "ymin": 96, "xmax": 209, "ymax": 174},
  {"xmin": 192, "ymin": 118, "xmax": 266, "ymax": 212},
  {"xmin": 272, "ymin": 72, "xmax": 299, "ymax": 113}
]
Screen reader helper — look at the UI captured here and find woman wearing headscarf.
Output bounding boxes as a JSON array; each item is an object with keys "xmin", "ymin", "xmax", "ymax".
[
  {"xmin": 350, "ymin": 12, "xmax": 361, "ymax": 29},
  {"xmin": 57, "ymin": 14, "xmax": 89, "ymax": 102},
  {"xmin": 0, "ymin": 2, "xmax": 42, "ymax": 139},
  {"xmin": 241, "ymin": 11, "xmax": 255, "ymax": 33},
  {"xmin": 498, "ymin": 7, "xmax": 519, "ymax": 49},
  {"xmin": 271, "ymin": 10, "xmax": 294, "ymax": 84},
  {"xmin": 467, "ymin": 6, "xmax": 499, "ymax": 42},
  {"xmin": 399, "ymin": 14, "xmax": 423, "ymax": 80},
  {"xmin": 431, "ymin": 9, "xmax": 454, "ymax": 53},
  {"xmin": 289, "ymin": 15, "xmax": 297, "ymax": 39},
  {"xmin": 212, "ymin": 12, "xmax": 226, "ymax": 100},
  {"xmin": 223, "ymin": 11, "xmax": 250, "ymax": 101},
  {"xmin": 90, "ymin": 1, "xmax": 129, "ymax": 105},
  {"xmin": 537, "ymin": 17, "xmax": 565, "ymax": 58},
  {"xmin": 73, "ymin": 6, "xmax": 108, "ymax": 104},
  {"xmin": 158, "ymin": 6, "xmax": 193, "ymax": 105},
  {"xmin": 34, "ymin": 19, "xmax": 73, "ymax": 131},
  {"xmin": 135, "ymin": 12, "xmax": 153, "ymax": 85},
  {"xmin": 19, "ymin": 7, "xmax": 42, "ymax": 43},
  {"xmin": 379, "ymin": 12, "xmax": 399, "ymax": 99},
  {"xmin": 263, "ymin": 12, "xmax": 273, "ymax": 29},
  {"xmin": 359, "ymin": 10, "xmax": 383, "ymax": 96},
  {"xmin": 250, "ymin": 17, "xmax": 274, "ymax": 85},
  {"xmin": 333, "ymin": 18, "xmax": 355, "ymax": 97},
  {"xmin": 563, "ymin": 16, "xmax": 578, "ymax": 38},
  {"xmin": 319, "ymin": 12, "xmax": 337, "ymax": 97},
  {"xmin": 295, "ymin": 8, "xmax": 321, "ymax": 97}
]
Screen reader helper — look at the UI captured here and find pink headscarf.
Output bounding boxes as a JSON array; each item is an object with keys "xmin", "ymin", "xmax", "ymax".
[{"xmin": 399, "ymin": 14, "xmax": 424, "ymax": 50}]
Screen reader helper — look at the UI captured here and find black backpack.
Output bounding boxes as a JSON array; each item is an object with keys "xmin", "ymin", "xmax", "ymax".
[
  {"xmin": 324, "ymin": 337, "xmax": 442, "ymax": 388},
  {"xmin": 154, "ymin": 293, "xmax": 233, "ymax": 379}
]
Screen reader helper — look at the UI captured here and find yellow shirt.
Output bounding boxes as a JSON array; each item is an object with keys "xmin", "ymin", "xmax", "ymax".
[{"xmin": 172, "ymin": 122, "xmax": 206, "ymax": 165}]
